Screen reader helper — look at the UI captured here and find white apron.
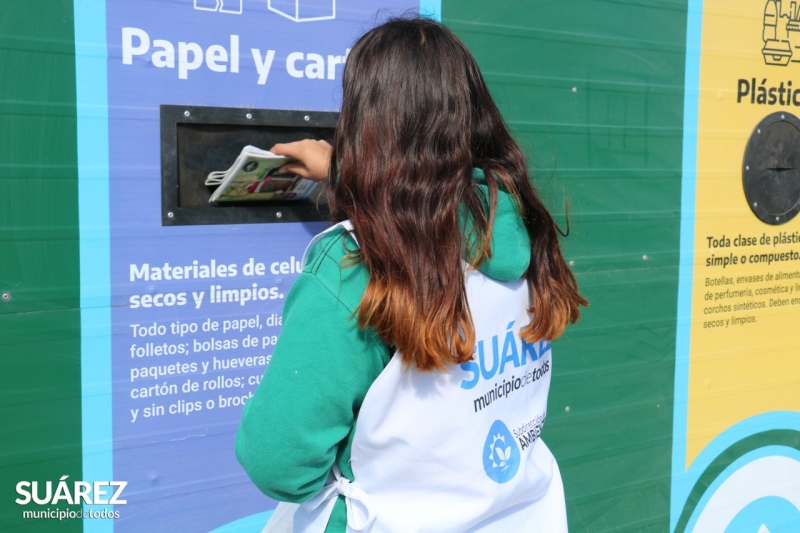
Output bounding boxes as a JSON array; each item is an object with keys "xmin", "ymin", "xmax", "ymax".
[{"xmin": 266, "ymin": 221, "xmax": 567, "ymax": 533}]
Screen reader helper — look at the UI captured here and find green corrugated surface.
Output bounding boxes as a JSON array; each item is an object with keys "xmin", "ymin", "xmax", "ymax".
[
  {"xmin": 0, "ymin": 2, "xmax": 82, "ymax": 531},
  {"xmin": 443, "ymin": 1, "xmax": 686, "ymax": 530},
  {"xmin": 0, "ymin": 0, "xmax": 691, "ymax": 530}
]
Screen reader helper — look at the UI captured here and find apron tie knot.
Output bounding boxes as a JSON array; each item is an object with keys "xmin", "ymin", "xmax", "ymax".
[
  {"xmin": 332, "ymin": 467, "xmax": 374, "ymax": 531},
  {"xmin": 297, "ymin": 466, "xmax": 374, "ymax": 531}
]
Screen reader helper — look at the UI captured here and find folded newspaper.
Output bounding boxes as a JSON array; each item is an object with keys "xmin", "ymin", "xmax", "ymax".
[{"xmin": 205, "ymin": 145, "xmax": 318, "ymax": 203}]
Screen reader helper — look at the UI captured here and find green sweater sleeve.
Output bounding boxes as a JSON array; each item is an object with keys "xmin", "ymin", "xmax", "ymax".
[{"xmin": 235, "ymin": 229, "xmax": 390, "ymax": 508}]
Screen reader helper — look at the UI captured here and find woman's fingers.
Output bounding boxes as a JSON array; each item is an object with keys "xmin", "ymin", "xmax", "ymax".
[
  {"xmin": 270, "ymin": 139, "xmax": 332, "ymax": 182},
  {"xmin": 278, "ymin": 163, "xmax": 313, "ymax": 179}
]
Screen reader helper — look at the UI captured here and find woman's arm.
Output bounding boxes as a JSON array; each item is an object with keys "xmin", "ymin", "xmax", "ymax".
[{"xmin": 235, "ymin": 231, "xmax": 388, "ymax": 502}]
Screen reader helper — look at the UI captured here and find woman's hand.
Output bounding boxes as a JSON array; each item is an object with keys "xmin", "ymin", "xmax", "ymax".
[{"xmin": 270, "ymin": 139, "xmax": 332, "ymax": 183}]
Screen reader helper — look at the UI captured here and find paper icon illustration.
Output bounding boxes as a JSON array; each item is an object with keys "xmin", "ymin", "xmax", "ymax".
[
  {"xmin": 268, "ymin": 0, "xmax": 336, "ymax": 22},
  {"xmin": 194, "ymin": 0, "xmax": 243, "ymax": 15}
]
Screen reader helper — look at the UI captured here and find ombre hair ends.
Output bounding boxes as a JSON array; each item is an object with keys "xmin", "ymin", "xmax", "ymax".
[{"xmin": 328, "ymin": 17, "xmax": 587, "ymax": 371}]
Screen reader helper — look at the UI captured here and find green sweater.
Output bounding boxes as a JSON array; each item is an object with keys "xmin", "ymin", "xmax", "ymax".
[{"xmin": 235, "ymin": 170, "xmax": 531, "ymax": 532}]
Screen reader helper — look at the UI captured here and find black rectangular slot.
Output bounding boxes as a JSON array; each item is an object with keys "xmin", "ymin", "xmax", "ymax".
[{"xmin": 161, "ymin": 104, "xmax": 337, "ymax": 226}]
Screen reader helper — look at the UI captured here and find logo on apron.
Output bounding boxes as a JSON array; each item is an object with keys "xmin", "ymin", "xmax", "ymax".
[{"xmin": 483, "ymin": 420, "xmax": 521, "ymax": 483}]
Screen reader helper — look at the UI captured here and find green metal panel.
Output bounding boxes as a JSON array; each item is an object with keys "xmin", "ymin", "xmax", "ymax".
[
  {"xmin": 0, "ymin": 2, "xmax": 82, "ymax": 531},
  {"xmin": 0, "ymin": 0, "xmax": 693, "ymax": 530},
  {"xmin": 443, "ymin": 1, "xmax": 686, "ymax": 530}
]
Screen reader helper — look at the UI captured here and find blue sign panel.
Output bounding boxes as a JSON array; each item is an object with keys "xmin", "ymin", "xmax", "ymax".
[{"xmin": 76, "ymin": 1, "xmax": 434, "ymax": 531}]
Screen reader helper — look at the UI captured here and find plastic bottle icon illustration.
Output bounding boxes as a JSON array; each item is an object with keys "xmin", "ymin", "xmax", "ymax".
[{"xmin": 762, "ymin": 0, "xmax": 796, "ymax": 65}]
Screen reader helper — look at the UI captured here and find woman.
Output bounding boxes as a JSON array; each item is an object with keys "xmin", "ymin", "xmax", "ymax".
[{"xmin": 236, "ymin": 16, "xmax": 587, "ymax": 533}]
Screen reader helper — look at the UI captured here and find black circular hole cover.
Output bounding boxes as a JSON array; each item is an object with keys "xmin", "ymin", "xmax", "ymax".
[{"xmin": 743, "ymin": 111, "xmax": 800, "ymax": 225}]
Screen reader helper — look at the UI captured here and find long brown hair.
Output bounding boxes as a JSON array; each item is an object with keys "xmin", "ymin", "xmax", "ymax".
[{"xmin": 329, "ymin": 17, "xmax": 587, "ymax": 371}]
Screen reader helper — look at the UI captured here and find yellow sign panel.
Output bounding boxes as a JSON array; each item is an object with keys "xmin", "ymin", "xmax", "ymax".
[{"xmin": 688, "ymin": 0, "xmax": 800, "ymax": 466}]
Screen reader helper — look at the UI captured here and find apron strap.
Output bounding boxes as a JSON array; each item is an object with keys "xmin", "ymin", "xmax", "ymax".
[
  {"xmin": 298, "ymin": 222, "xmax": 372, "ymax": 531},
  {"xmin": 301, "ymin": 220, "xmax": 357, "ymax": 269}
]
